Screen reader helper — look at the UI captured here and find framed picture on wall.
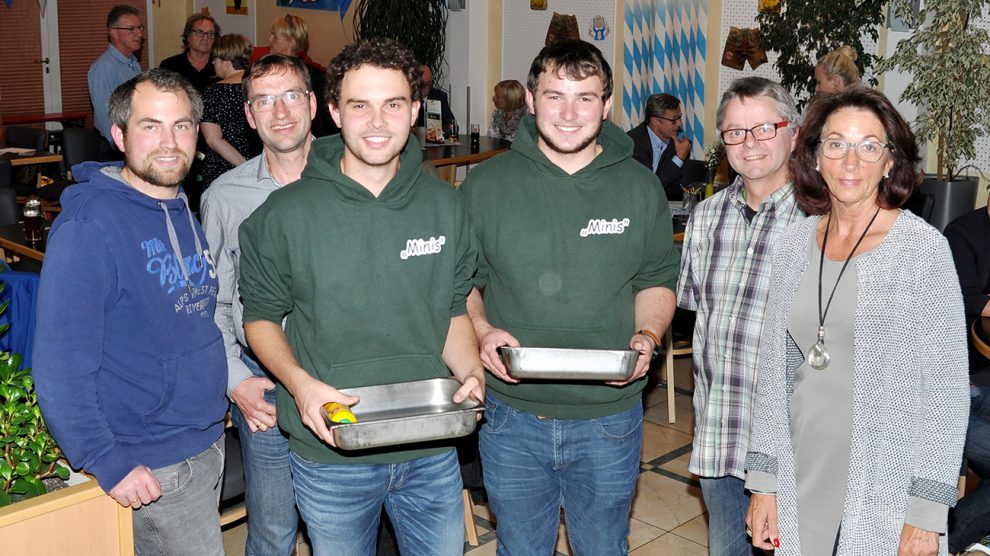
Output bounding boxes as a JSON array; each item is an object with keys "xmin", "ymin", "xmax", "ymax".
[
  {"xmin": 227, "ymin": 0, "xmax": 249, "ymax": 15},
  {"xmin": 276, "ymin": 0, "xmax": 339, "ymax": 10}
]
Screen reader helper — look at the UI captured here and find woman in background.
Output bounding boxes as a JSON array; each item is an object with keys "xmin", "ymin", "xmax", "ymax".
[
  {"xmin": 745, "ymin": 87, "xmax": 969, "ymax": 555},
  {"xmin": 815, "ymin": 46, "xmax": 861, "ymax": 95},
  {"xmin": 200, "ymin": 34, "xmax": 258, "ymax": 187},
  {"xmin": 489, "ymin": 79, "xmax": 527, "ymax": 142}
]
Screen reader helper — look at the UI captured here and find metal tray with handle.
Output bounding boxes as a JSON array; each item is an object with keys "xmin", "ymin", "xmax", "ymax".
[
  {"xmin": 498, "ymin": 346, "xmax": 638, "ymax": 380},
  {"xmin": 326, "ymin": 377, "xmax": 483, "ymax": 450}
]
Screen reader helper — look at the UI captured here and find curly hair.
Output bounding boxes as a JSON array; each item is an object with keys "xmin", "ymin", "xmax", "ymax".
[
  {"xmin": 325, "ymin": 38, "xmax": 422, "ymax": 107},
  {"xmin": 792, "ymin": 86, "xmax": 920, "ymax": 215},
  {"xmin": 526, "ymin": 39, "xmax": 613, "ymax": 101}
]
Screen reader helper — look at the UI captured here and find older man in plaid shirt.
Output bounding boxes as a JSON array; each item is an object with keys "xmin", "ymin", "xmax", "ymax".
[{"xmin": 676, "ymin": 77, "xmax": 805, "ymax": 556}]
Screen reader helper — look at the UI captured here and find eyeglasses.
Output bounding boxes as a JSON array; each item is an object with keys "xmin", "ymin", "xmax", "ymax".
[
  {"xmin": 189, "ymin": 29, "xmax": 217, "ymax": 39},
  {"xmin": 655, "ymin": 113, "xmax": 683, "ymax": 123},
  {"xmin": 720, "ymin": 121, "xmax": 789, "ymax": 145},
  {"xmin": 112, "ymin": 25, "xmax": 145, "ymax": 33},
  {"xmin": 247, "ymin": 90, "xmax": 311, "ymax": 111},
  {"xmin": 819, "ymin": 138, "xmax": 892, "ymax": 163}
]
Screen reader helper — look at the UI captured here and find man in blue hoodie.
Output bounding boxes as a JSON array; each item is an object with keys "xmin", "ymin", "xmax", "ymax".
[{"xmin": 33, "ymin": 69, "xmax": 228, "ymax": 555}]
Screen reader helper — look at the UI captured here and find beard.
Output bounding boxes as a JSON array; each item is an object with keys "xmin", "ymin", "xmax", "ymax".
[
  {"xmin": 125, "ymin": 150, "xmax": 192, "ymax": 189},
  {"xmin": 536, "ymin": 117, "xmax": 603, "ymax": 156}
]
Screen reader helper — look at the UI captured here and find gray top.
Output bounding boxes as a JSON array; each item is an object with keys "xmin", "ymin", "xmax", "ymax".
[
  {"xmin": 788, "ymin": 235, "xmax": 855, "ymax": 555},
  {"xmin": 199, "ymin": 153, "xmax": 282, "ymax": 396},
  {"xmin": 745, "ymin": 211, "xmax": 970, "ymax": 555}
]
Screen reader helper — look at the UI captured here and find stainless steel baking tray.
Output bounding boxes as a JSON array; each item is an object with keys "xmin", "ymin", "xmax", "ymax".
[
  {"xmin": 498, "ymin": 347, "xmax": 638, "ymax": 380},
  {"xmin": 327, "ymin": 377, "xmax": 483, "ymax": 450}
]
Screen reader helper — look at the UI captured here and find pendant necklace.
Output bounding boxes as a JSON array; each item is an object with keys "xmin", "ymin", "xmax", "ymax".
[{"xmin": 807, "ymin": 207, "xmax": 881, "ymax": 370}]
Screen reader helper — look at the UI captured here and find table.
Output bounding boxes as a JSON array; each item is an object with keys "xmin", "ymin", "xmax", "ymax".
[
  {"xmin": 4, "ymin": 111, "xmax": 87, "ymax": 128},
  {"xmin": 0, "ymin": 223, "xmax": 45, "ymax": 263},
  {"xmin": 1, "ymin": 150, "xmax": 63, "ymax": 167},
  {"xmin": 973, "ymin": 317, "xmax": 990, "ymax": 360},
  {"xmin": 423, "ymin": 135, "xmax": 510, "ymax": 185}
]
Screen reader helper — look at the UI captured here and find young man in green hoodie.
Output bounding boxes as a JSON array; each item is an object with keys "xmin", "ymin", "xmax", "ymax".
[
  {"xmin": 237, "ymin": 38, "xmax": 485, "ymax": 555},
  {"xmin": 460, "ymin": 39, "xmax": 680, "ymax": 555}
]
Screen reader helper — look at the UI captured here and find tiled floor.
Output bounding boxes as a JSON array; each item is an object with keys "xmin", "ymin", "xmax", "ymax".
[{"xmin": 222, "ymin": 359, "xmax": 708, "ymax": 555}]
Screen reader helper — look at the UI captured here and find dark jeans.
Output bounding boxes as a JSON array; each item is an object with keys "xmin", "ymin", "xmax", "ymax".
[{"xmin": 949, "ymin": 386, "xmax": 990, "ymax": 552}]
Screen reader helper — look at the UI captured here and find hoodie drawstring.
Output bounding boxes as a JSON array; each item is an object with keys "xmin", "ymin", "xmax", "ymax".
[{"xmin": 159, "ymin": 192, "xmax": 202, "ymax": 293}]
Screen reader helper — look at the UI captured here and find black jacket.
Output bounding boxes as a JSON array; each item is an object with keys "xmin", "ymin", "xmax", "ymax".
[{"xmin": 627, "ymin": 121, "xmax": 685, "ymax": 201}]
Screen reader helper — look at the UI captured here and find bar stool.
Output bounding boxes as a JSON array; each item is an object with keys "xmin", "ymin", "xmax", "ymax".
[{"xmin": 661, "ymin": 326, "xmax": 692, "ymax": 423}]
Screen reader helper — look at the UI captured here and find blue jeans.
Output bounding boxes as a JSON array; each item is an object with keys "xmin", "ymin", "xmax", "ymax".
[
  {"xmin": 949, "ymin": 386, "xmax": 990, "ymax": 552},
  {"xmin": 132, "ymin": 436, "xmax": 225, "ymax": 556},
  {"xmin": 289, "ymin": 449, "xmax": 464, "ymax": 556},
  {"xmin": 229, "ymin": 353, "xmax": 298, "ymax": 556},
  {"xmin": 700, "ymin": 475, "xmax": 762, "ymax": 556},
  {"xmin": 479, "ymin": 395, "xmax": 642, "ymax": 556}
]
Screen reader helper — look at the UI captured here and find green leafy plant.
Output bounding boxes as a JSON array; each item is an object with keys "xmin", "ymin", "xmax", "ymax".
[
  {"xmin": 351, "ymin": 0, "xmax": 449, "ymax": 87},
  {"xmin": 0, "ymin": 279, "xmax": 68, "ymax": 507},
  {"xmin": 758, "ymin": 0, "xmax": 887, "ymax": 109},
  {"xmin": 877, "ymin": 0, "xmax": 990, "ymax": 181}
]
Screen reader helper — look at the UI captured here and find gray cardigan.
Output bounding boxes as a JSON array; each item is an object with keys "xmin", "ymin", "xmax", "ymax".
[{"xmin": 745, "ymin": 211, "xmax": 969, "ymax": 555}]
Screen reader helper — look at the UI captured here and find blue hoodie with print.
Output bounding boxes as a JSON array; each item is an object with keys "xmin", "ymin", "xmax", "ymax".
[{"xmin": 33, "ymin": 162, "xmax": 227, "ymax": 493}]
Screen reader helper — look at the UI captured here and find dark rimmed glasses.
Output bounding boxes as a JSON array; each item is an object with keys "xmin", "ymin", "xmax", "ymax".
[
  {"xmin": 112, "ymin": 25, "xmax": 145, "ymax": 33},
  {"xmin": 720, "ymin": 121, "xmax": 789, "ymax": 145}
]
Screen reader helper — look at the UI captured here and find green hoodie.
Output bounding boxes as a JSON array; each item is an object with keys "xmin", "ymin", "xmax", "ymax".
[
  {"xmin": 238, "ymin": 134, "xmax": 477, "ymax": 464},
  {"xmin": 460, "ymin": 116, "xmax": 679, "ymax": 418}
]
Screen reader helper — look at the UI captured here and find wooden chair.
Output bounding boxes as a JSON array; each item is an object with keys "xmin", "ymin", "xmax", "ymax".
[
  {"xmin": 463, "ymin": 488, "xmax": 479, "ymax": 545},
  {"xmin": 660, "ymin": 324, "xmax": 692, "ymax": 424}
]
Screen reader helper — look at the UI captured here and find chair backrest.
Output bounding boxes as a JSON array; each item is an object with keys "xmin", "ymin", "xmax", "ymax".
[
  {"xmin": 681, "ymin": 159, "xmax": 708, "ymax": 185},
  {"xmin": 0, "ymin": 159, "xmax": 11, "ymax": 190},
  {"xmin": 0, "ymin": 188, "xmax": 19, "ymax": 226},
  {"xmin": 4, "ymin": 126, "xmax": 47, "ymax": 151},
  {"xmin": 905, "ymin": 191, "xmax": 936, "ymax": 223},
  {"xmin": 62, "ymin": 128, "xmax": 103, "ymax": 179}
]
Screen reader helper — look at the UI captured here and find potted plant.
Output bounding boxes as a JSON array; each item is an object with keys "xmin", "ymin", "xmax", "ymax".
[
  {"xmin": 758, "ymin": 0, "xmax": 887, "ymax": 109},
  {"xmin": 0, "ymin": 271, "xmax": 132, "ymax": 553},
  {"xmin": 877, "ymin": 0, "xmax": 990, "ymax": 230},
  {"xmin": 351, "ymin": 0, "xmax": 449, "ymax": 86}
]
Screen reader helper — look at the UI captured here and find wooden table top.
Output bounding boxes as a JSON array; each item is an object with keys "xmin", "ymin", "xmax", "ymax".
[
  {"xmin": 0, "ymin": 223, "xmax": 45, "ymax": 263},
  {"xmin": 973, "ymin": 317, "xmax": 990, "ymax": 360},
  {"xmin": 0, "ymin": 150, "xmax": 63, "ymax": 167},
  {"xmin": 422, "ymin": 135, "xmax": 510, "ymax": 167},
  {"xmin": 4, "ymin": 111, "xmax": 88, "ymax": 127}
]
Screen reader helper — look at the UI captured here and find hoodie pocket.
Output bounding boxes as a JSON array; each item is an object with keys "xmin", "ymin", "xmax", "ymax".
[
  {"xmin": 142, "ymin": 336, "xmax": 227, "ymax": 427},
  {"xmin": 322, "ymin": 353, "xmax": 450, "ymax": 390}
]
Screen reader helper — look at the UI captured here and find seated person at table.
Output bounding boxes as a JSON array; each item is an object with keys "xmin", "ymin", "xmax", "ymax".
[
  {"xmin": 414, "ymin": 65, "xmax": 455, "ymax": 132},
  {"xmin": 489, "ymin": 79, "xmax": 526, "ymax": 142},
  {"xmin": 945, "ymin": 198, "xmax": 990, "ymax": 554},
  {"xmin": 627, "ymin": 93, "xmax": 691, "ymax": 201},
  {"xmin": 89, "ymin": 4, "xmax": 144, "ymax": 157},
  {"xmin": 237, "ymin": 37, "xmax": 484, "ymax": 555},
  {"xmin": 160, "ymin": 13, "xmax": 220, "ymax": 94},
  {"xmin": 250, "ymin": 14, "xmax": 336, "ymax": 137}
]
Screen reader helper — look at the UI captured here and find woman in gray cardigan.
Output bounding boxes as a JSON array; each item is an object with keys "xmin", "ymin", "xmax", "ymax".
[{"xmin": 744, "ymin": 87, "xmax": 969, "ymax": 555}]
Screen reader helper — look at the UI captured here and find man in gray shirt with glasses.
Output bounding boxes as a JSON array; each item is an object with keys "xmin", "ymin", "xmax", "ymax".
[{"xmin": 200, "ymin": 54, "xmax": 316, "ymax": 555}]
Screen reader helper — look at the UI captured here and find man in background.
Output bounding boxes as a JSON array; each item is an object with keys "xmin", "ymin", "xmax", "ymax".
[
  {"xmin": 415, "ymin": 64, "xmax": 455, "ymax": 132},
  {"xmin": 200, "ymin": 54, "xmax": 316, "ymax": 555},
  {"xmin": 627, "ymin": 93, "xmax": 691, "ymax": 201},
  {"xmin": 160, "ymin": 13, "xmax": 221, "ymax": 94},
  {"xmin": 89, "ymin": 4, "xmax": 144, "ymax": 156},
  {"xmin": 34, "ymin": 69, "xmax": 227, "ymax": 555},
  {"xmin": 677, "ymin": 76, "xmax": 804, "ymax": 555}
]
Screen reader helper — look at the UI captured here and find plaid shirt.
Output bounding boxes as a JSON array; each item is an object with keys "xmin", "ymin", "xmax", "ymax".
[{"xmin": 676, "ymin": 178, "xmax": 805, "ymax": 479}]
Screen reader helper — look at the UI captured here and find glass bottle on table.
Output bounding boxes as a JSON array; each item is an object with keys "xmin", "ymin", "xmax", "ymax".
[{"xmin": 23, "ymin": 196, "xmax": 43, "ymax": 243}]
